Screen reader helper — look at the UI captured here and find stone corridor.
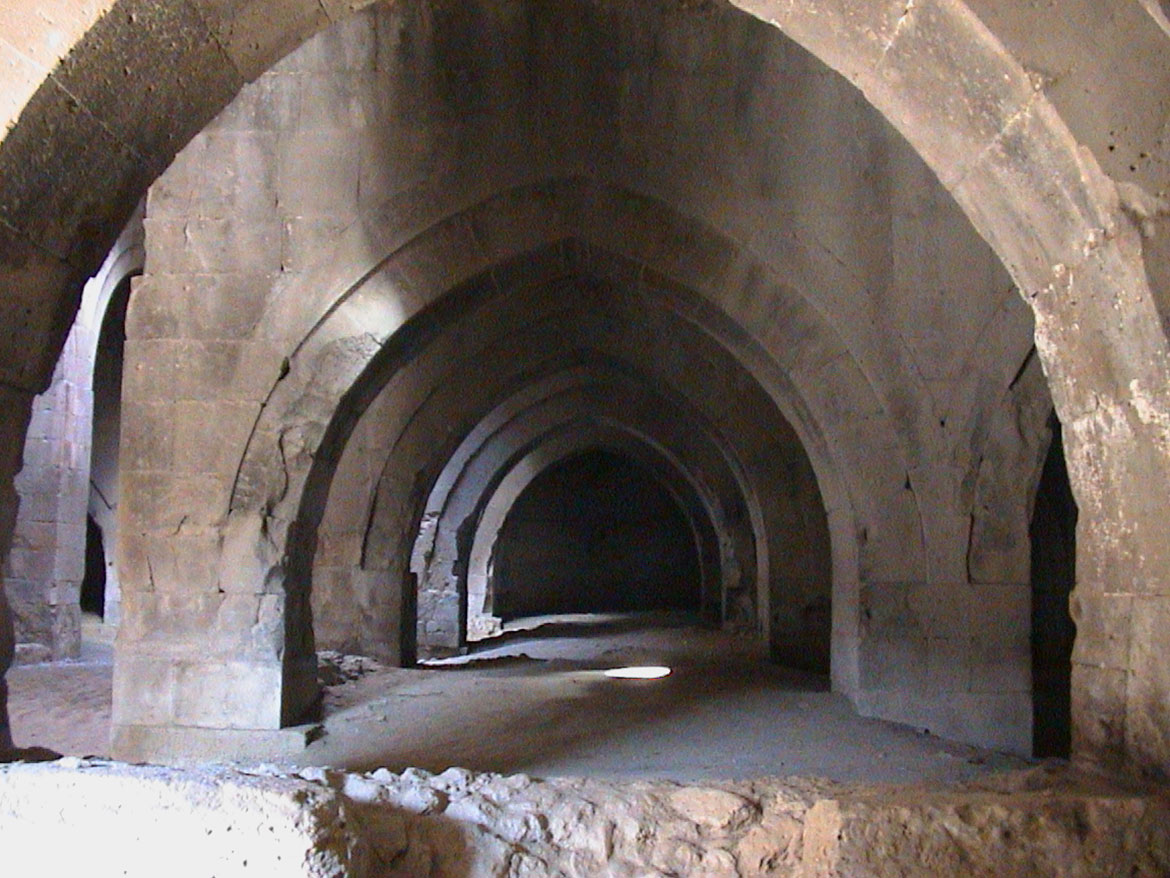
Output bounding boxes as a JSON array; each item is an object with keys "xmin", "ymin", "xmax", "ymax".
[{"xmin": 3, "ymin": 0, "xmax": 1170, "ymax": 874}]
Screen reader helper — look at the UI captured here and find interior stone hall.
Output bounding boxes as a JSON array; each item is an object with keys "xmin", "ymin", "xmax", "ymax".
[{"xmin": 2, "ymin": 0, "xmax": 1170, "ymax": 875}]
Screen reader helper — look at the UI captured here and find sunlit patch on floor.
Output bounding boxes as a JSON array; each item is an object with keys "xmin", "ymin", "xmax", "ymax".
[{"xmin": 603, "ymin": 665, "xmax": 671, "ymax": 679}]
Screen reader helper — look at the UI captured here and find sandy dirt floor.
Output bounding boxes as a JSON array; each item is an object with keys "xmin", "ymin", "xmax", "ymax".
[{"xmin": 8, "ymin": 613, "xmax": 1034, "ymax": 784}]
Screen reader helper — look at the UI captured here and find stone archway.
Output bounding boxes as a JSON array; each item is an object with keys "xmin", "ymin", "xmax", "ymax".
[
  {"xmin": 461, "ymin": 428, "xmax": 726, "ymax": 642},
  {"xmin": 201, "ymin": 187, "xmax": 861, "ymax": 749},
  {"xmin": 0, "ymin": 0, "xmax": 1167, "ymax": 776},
  {"xmin": 296, "ymin": 228, "xmax": 838, "ymax": 672},
  {"xmin": 396, "ymin": 380, "xmax": 765, "ymax": 659},
  {"xmin": 2, "ymin": 207, "xmax": 142, "ymax": 663}
]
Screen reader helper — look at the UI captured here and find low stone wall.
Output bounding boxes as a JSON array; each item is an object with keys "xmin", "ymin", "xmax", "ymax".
[
  {"xmin": 0, "ymin": 759, "xmax": 360, "ymax": 878},
  {"xmin": 0, "ymin": 760, "xmax": 1166, "ymax": 877}
]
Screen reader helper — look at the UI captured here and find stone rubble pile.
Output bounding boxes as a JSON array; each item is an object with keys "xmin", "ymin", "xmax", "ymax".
[{"xmin": 317, "ymin": 651, "xmax": 389, "ymax": 687}]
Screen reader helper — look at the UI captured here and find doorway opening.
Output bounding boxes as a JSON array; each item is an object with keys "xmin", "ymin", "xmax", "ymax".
[
  {"xmin": 1030, "ymin": 415, "xmax": 1078, "ymax": 758},
  {"xmin": 489, "ymin": 449, "xmax": 702, "ymax": 622},
  {"xmin": 80, "ymin": 515, "xmax": 106, "ymax": 620}
]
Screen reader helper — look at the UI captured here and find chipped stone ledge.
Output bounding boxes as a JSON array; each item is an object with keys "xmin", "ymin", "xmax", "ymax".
[{"xmin": 1, "ymin": 759, "xmax": 1167, "ymax": 877}]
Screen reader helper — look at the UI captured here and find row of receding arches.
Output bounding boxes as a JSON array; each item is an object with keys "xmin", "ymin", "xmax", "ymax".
[
  {"xmin": 219, "ymin": 174, "xmax": 886, "ymax": 736},
  {"xmin": 8, "ymin": 187, "xmax": 1073, "ymax": 759},
  {"xmin": 3, "ymin": 206, "xmax": 142, "ymax": 661},
  {"xmin": 209, "ymin": 175, "xmax": 1065, "ymax": 757},
  {"xmin": 306, "ymin": 242, "xmax": 832, "ymax": 671},
  {"xmin": 8, "ymin": 0, "xmax": 1140, "ymax": 771}
]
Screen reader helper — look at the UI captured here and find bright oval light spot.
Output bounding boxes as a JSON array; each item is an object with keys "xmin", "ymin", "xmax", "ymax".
[{"xmin": 603, "ymin": 665, "xmax": 671, "ymax": 679}]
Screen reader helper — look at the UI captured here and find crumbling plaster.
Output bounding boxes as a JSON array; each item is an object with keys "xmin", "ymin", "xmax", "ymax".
[{"xmin": 3, "ymin": 760, "xmax": 1170, "ymax": 878}]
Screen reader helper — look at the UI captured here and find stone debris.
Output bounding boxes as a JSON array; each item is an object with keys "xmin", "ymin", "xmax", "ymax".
[{"xmin": 318, "ymin": 651, "xmax": 389, "ymax": 687}]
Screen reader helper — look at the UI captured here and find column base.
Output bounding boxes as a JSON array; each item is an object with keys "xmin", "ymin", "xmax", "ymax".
[{"xmin": 111, "ymin": 722, "xmax": 322, "ymax": 765}]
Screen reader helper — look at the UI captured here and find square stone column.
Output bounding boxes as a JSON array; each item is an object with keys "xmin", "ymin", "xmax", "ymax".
[{"xmin": 3, "ymin": 327, "xmax": 93, "ymax": 663}]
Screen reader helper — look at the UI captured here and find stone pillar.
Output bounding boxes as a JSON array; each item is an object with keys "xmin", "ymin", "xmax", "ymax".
[
  {"xmin": 3, "ymin": 325, "xmax": 93, "ymax": 663},
  {"xmin": 1030, "ymin": 228, "xmax": 1170, "ymax": 781},
  {"xmin": 0, "ymin": 583, "xmax": 14, "ymax": 755},
  {"xmin": 109, "ymin": 242, "xmax": 317, "ymax": 762},
  {"xmin": 850, "ymin": 454, "xmax": 1034, "ymax": 756},
  {"xmin": 0, "ymin": 383, "xmax": 36, "ymax": 755}
]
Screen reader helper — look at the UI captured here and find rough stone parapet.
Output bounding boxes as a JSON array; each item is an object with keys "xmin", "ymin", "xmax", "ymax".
[{"xmin": 0, "ymin": 759, "xmax": 1166, "ymax": 877}]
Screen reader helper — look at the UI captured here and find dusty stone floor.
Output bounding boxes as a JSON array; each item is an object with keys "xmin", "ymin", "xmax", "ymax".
[
  {"xmin": 9, "ymin": 612, "xmax": 1034, "ymax": 785},
  {"xmin": 7, "ymin": 614, "xmax": 114, "ymax": 758}
]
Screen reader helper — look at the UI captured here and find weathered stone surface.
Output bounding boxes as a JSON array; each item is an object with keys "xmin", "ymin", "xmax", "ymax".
[
  {"xmin": 802, "ymin": 786, "xmax": 1170, "ymax": 877},
  {"xmin": 2, "ymin": 761, "xmax": 1167, "ymax": 877},
  {"xmin": 0, "ymin": 760, "xmax": 364, "ymax": 877},
  {"xmin": 2, "ymin": 323, "xmax": 94, "ymax": 661},
  {"xmin": 668, "ymin": 786, "xmax": 759, "ymax": 830}
]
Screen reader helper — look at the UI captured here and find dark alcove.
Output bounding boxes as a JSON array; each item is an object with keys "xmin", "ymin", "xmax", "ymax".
[{"xmin": 491, "ymin": 449, "xmax": 702, "ymax": 619}]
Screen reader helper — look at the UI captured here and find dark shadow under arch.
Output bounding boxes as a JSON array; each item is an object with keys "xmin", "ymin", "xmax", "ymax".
[
  {"xmin": 80, "ymin": 515, "xmax": 106, "ymax": 619},
  {"xmin": 490, "ymin": 448, "xmax": 703, "ymax": 620},
  {"xmin": 1030, "ymin": 415, "xmax": 1078, "ymax": 758}
]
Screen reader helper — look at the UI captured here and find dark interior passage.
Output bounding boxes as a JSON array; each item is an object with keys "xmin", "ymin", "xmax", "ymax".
[
  {"xmin": 90, "ymin": 275, "xmax": 132, "ymax": 524},
  {"xmin": 490, "ymin": 450, "xmax": 702, "ymax": 619},
  {"xmin": 1030, "ymin": 417, "xmax": 1078, "ymax": 758},
  {"xmin": 81, "ymin": 516, "xmax": 106, "ymax": 619}
]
